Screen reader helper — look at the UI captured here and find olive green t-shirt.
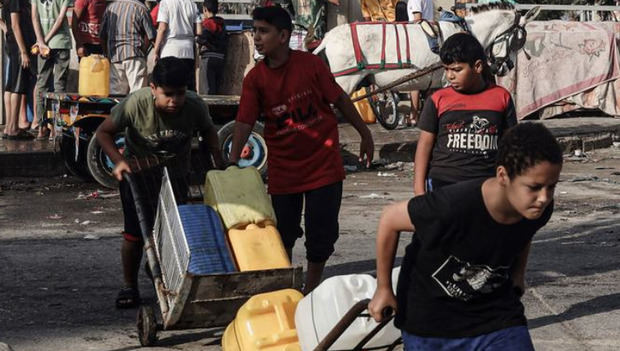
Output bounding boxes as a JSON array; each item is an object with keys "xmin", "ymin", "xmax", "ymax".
[
  {"xmin": 34, "ymin": 0, "xmax": 73, "ymax": 49},
  {"xmin": 110, "ymin": 87, "xmax": 215, "ymax": 176}
]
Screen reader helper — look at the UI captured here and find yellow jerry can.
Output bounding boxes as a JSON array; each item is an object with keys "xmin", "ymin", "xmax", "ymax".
[
  {"xmin": 78, "ymin": 54, "xmax": 110, "ymax": 97},
  {"xmin": 204, "ymin": 166, "xmax": 276, "ymax": 230},
  {"xmin": 222, "ymin": 289, "xmax": 303, "ymax": 351},
  {"xmin": 351, "ymin": 87, "xmax": 376, "ymax": 124},
  {"xmin": 228, "ymin": 221, "xmax": 291, "ymax": 271}
]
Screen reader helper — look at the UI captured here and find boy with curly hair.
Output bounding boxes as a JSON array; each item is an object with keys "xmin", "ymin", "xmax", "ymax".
[{"xmin": 370, "ymin": 123, "xmax": 563, "ymax": 350}]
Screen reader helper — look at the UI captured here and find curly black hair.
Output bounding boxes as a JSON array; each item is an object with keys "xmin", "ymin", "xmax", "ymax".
[
  {"xmin": 440, "ymin": 33, "xmax": 486, "ymax": 67},
  {"xmin": 496, "ymin": 123, "xmax": 563, "ymax": 179}
]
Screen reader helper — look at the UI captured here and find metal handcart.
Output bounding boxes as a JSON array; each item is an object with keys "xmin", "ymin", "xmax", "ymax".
[
  {"xmin": 313, "ymin": 300, "xmax": 402, "ymax": 351},
  {"xmin": 122, "ymin": 161, "xmax": 302, "ymax": 347}
]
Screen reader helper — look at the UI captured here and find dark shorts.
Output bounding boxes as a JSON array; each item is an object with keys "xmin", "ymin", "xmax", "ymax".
[
  {"xmin": 119, "ymin": 171, "xmax": 189, "ymax": 242},
  {"xmin": 271, "ymin": 181, "xmax": 343, "ymax": 263},
  {"xmin": 402, "ymin": 326, "xmax": 534, "ymax": 351},
  {"xmin": 5, "ymin": 44, "xmax": 36, "ymax": 94}
]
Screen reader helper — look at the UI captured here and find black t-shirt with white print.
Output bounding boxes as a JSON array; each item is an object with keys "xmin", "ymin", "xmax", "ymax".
[
  {"xmin": 418, "ymin": 84, "xmax": 517, "ymax": 183},
  {"xmin": 394, "ymin": 178, "xmax": 553, "ymax": 338}
]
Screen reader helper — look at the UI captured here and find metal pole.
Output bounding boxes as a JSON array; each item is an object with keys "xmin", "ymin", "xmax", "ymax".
[{"xmin": 350, "ymin": 62, "xmax": 443, "ymax": 103}]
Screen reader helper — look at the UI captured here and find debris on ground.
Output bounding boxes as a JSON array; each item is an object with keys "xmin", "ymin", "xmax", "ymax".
[
  {"xmin": 384, "ymin": 161, "xmax": 405, "ymax": 171},
  {"xmin": 377, "ymin": 172, "xmax": 397, "ymax": 177},
  {"xmin": 344, "ymin": 165, "xmax": 358, "ymax": 172},
  {"xmin": 47, "ymin": 214, "xmax": 63, "ymax": 220},
  {"xmin": 76, "ymin": 190, "xmax": 119, "ymax": 200},
  {"xmin": 359, "ymin": 193, "xmax": 386, "ymax": 199},
  {"xmin": 83, "ymin": 234, "xmax": 100, "ymax": 240}
]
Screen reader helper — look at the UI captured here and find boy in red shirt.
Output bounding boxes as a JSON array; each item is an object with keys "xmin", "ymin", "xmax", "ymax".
[{"xmin": 229, "ymin": 6, "xmax": 374, "ymax": 294}]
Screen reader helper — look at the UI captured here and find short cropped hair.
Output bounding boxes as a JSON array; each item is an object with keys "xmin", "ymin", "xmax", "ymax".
[
  {"xmin": 151, "ymin": 57, "xmax": 190, "ymax": 88},
  {"xmin": 440, "ymin": 33, "xmax": 487, "ymax": 67},
  {"xmin": 496, "ymin": 123, "xmax": 563, "ymax": 179},
  {"xmin": 252, "ymin": 6, "xmax": 292, "ymax": 33},
  {"xmin": 204, "ymin": 0, "xmax": 218, "ymax": 14}
]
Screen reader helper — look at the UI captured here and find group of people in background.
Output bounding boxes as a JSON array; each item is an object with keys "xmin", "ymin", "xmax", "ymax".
[{"xmin": 0, "ymin": 0, "xmax": 228, "ymax": 141}]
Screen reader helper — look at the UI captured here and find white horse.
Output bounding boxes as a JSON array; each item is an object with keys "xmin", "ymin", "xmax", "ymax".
[{"xmin": 314, "ymin": 3, "xmax": 540, "ymax": 94}]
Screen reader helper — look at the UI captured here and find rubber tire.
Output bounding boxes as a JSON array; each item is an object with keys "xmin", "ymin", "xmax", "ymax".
[
  {"xmin": 217, "ymin": 121, "xmax": 268, "ymax": 175},
  {"xmin": 59, "ymin": 131, "xmax": 92, "ymax": 179},
  {"xmin": 371, "ymin": 91, "xmax": 401, "ymax": 130},
  {"xmin": 137, "ymin": 304, "xmax": 157, "ymax": 347},
  {"xmin": 86, "ymin": 134, "xmax": 122, "ymax": 189}
]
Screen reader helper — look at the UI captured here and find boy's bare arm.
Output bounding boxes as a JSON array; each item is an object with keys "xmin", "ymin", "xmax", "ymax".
[
  {"xmin": 228, "ymin": 121, "xmax": 253, "ymax": 165},
  {"xmin": 71, "ymin": 4, "xmax": 84, "ymax": 50},
  {"xmin": 368, "ymin": 201, "xmax": 415, "ymax": 322},
  {"xmin": 96, "ymin": 117, "xmax": 130, "ymax": 181},
  {"xmin": 202, "ymin": 124, "xmax": 224, "ymax": 168},
  {"xmin": 153, "ymin": 22, "xmax": 168, "ymax": 60},
  {"xmin": 31, "ymin": 4, "xmax": 47, "ymax": 48},
  {"xmin": 44, "ymin": 5, "xmax": 69, "ymax": 43},
  {"xmin": 413, "ymin": 130, "xmax": 435, "ymax": 195},
  {"xmin": 333, "ymin": 92, "xmax": 374, "ymax": 167},
  {"xmin": 511, "ymin": 240, "xmax": 531, "ymax": 296}
]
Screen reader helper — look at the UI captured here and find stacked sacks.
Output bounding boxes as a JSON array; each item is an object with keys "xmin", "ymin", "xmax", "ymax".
[
  {"xmin": 204, "ymin": 166, "xmax": 290, "ymax": 271},
  {"xmin": 222, "ymin": 289, "xmax": 304, "ymax": 351}
]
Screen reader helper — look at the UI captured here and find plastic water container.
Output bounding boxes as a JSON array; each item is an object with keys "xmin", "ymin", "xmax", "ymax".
[
  {"xmin": 351, "ymin": 87, "xmax": 376, "ymax": 124},
  {"xmin": 177, "ymin": 204, "xmax": 237, "ymax": 274},
  {"xmin": 204, "ymin": 166, "xmax": 276, "ymax": 230},
  {"xmin": 295, "ymin": 274, "xmax": 400, "ymax": 351},
  {"xmin": 222, "ymin": 289, "xmax": 303, "ymax": 351},
  {"xmin": 78, "ymin": 54, "xmax": 110, "ymax": 97},
  {"xmin": 228, "ymin": 221, "xmax": 291, "ymax": 271}
]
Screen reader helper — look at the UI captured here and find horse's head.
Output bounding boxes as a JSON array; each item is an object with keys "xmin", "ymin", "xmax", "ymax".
[{"xmin": 467, "ymin": 3, "xmax": 540, "ymax": 76}]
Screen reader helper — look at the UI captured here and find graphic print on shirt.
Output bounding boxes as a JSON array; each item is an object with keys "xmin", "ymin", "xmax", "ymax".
[
  {"xmin": 143, "ymin": 130, "xmax": 190, "ymax": 155},
  {"xmin": 444, "ymin": 115, "xmax": 499, "ymax": 157},
  {"xmin": 432, "ymin": 255, "xmax": 509, "ymax": 301},
  {"xmin": 272, "ymin": 89, "xmax": 323, "ymax": 136}
]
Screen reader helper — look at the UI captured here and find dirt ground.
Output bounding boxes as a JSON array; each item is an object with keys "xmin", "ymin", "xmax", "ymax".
[{"xmin": 0, "ymin": 147, "xmax": 618, "ymax": 351}]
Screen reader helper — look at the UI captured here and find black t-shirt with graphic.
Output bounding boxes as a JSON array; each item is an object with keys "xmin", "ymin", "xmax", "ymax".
[
  {"xmin": 394, "ymin": 178, "xmax": 553, "ymax": 338},
  {"xmin": 418, "ymin": 85, "xmax": 517, "ymax": 183},
  {"xmin": 2, "ymin": 0, "xmax": 36, "ymax": 49}
]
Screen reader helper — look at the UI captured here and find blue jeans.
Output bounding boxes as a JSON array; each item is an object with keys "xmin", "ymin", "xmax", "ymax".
[{"xmin": 402, "ymin": 326, "xmax": 535, "ymax": 351}]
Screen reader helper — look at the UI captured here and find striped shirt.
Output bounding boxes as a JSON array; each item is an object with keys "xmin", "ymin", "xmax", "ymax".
[{"xmin": 99, "ymin": 0, "xmax": 156, "ymax": 63}]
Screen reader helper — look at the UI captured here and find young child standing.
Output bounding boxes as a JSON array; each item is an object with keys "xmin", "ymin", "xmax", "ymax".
[
  {"xmin": 369, "ymin": 123, "xmax": 563, "ymax": 350},
  {"xmin": 31, "ymin": 0, "xmax": 73, "ymax": 139},
  {"xmin": 229, "ymin": 6, "xmax": 374, "ymax": 294},
  {"xmin": 414, "ymin": 33, "xmax": 517, "ymax": 195},
  {"xmin": 196, "ymin": 0, "xmax": 227, "ymax": 95}
]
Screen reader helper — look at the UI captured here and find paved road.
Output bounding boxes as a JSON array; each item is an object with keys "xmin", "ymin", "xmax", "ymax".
[{"xmin": 0, "ymin": 147, "xmax": 618, "ymax": 350}]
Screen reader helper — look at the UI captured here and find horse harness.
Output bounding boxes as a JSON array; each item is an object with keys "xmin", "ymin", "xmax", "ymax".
[{"xmin": 486, "ymin": 12, "xmax": 527, "ymax": 76}]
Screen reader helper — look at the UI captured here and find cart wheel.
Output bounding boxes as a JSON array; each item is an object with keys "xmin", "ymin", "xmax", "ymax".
[
  {"xmin": 59, "ymin": 131, "xmax": 92, "ymax": 179},
  {"xmin": 370, "ymin": 91, "xmax": 401, "ymax": 130},
  {"xmin": 137, "ymin": 304, "xmax": 158, "ymax": 346},
  {"xmin": 218, "ymin": 121, "xmax": 267, "ymax": 176},
  {"xmin": 86, "ymin": 134, "xmax": 125, "ymax": 189}
]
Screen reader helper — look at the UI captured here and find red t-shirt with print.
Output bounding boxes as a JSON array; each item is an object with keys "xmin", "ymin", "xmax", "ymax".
[
  {"xmin": 74, "ymin": 0, "xmax": 106, "ymax": 45},
  {"xmin": 236, "ymin": 50, "xmax": 345, "ymax": 195}
]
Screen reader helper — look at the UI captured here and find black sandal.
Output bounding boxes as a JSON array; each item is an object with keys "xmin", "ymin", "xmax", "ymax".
[{"xmin": 116, "ymin": 287, "xmax": 140, "ymax": 309}]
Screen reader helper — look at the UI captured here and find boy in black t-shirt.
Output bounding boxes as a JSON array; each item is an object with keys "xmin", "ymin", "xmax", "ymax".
[
  {"xmin": 414, "ymin": 33, "xmax": 517, "ymax": 195},
  {"xmin": 370, "ymin": 123, "xmax": 563, "ymax": 350}
]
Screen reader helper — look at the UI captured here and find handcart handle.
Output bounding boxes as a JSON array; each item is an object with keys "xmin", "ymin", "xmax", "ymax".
[{"xmin": 313, "ymin": 299, "xmax": 398, "ymax": 351}]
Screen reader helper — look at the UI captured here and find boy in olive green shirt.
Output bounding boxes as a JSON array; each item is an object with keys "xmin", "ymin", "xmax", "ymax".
[{"xmin": 96, "ymin": 57, "xmax": 224, "ymax": 308}]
